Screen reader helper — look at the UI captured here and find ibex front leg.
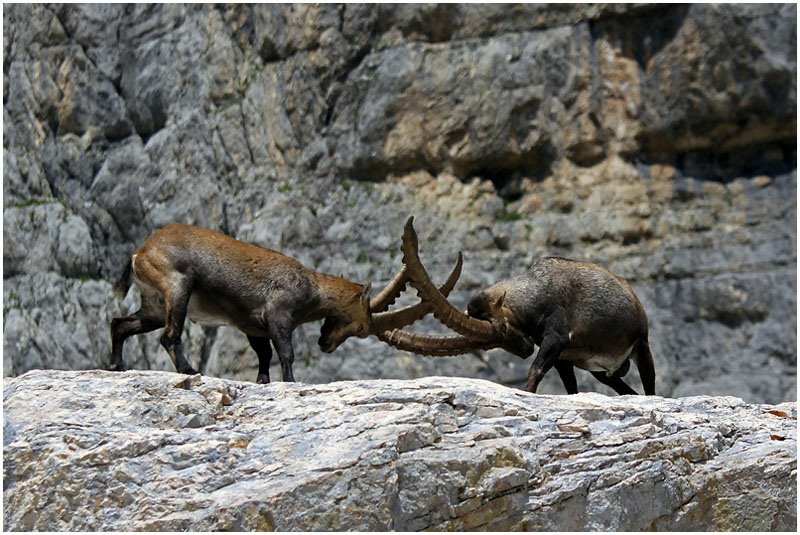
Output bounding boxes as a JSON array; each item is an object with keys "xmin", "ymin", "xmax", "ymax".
[
  {"xmin": 264, "ymin": 308, "xmax": 296, "ymax": 382},
  {"xmin": 526, "ymin": 333, "xmax": 567, "ymax": 393},
  {"xmin": 526, "ymin": 309, "xmax": 569, "ymax": 393},
  {"xmin": 247, "ymin": 335, "xmax": 273, "ymax": 384},
  {"xmin": 554, "ymin": 361, "xmax": 578, "ymax": 394},
  {"xmin": 270, "ymin": 331, "xmax": 296, "ymax": 383}
]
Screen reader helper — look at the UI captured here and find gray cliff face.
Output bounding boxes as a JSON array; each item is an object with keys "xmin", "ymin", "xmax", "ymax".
[
  {"xmin": 3, "ymin": 4, "xmax": 796, "ymax": 403},
  {"xmin": 2, "ymin": 370, "xmax": 797, "ymax": 531}
]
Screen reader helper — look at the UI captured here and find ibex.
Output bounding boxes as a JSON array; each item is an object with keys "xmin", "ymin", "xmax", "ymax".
[
  {"xmin": 110, "ymin": 223, "xmax": 458, "ymax": 383},
  {"xmin": 382, "ymin": 217, "xmax": 656, "ymax": 395}
]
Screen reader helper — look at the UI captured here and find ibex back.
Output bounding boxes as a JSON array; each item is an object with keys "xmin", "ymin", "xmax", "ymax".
[{"xmin": 110, "ymin": 223, "xmax": 371, "ymax": 383}]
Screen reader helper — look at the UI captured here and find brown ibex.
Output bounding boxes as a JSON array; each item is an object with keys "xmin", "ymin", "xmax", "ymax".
[
  {"xmin": 110, "ymin": 223, "xmax": 454, "ymax": 383},
  {"xmin": 381, "ymin": 217, "xmax": 656, "ymax": 396}
]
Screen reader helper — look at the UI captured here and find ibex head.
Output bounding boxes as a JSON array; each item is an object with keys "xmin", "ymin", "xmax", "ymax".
[
  {"xmin": 467, "ymin": 289, "xmax": 511, "ymax": 333},
  {"xmin": 318, "ymin": 282, "xmax": 372, "ymax": 353},
  {"xmin": 375, "ymin": 217, "xmax": 535, "ymax": 359},
  {"xmin": 319, "ymin": 245, "xmax": 464, "ymax": 353}
]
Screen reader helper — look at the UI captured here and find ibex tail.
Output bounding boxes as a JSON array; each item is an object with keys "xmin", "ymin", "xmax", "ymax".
[{"xmin": 112, "ymin": 258, "xmax": 133, "ymax": 299}]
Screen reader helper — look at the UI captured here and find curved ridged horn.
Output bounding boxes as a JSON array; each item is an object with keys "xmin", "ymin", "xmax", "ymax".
[
  {"xmin": 371, "ymin": 252, "xmax": 463, "ymax": 333},
  {"xmin": 401, "ymin": 217, "xmax": 497, "ymax": 341},
  {"xmin": 369, "ymin": 264, "xmax": 409, "ymax": 313},
  {"xmin": 378, "ymin": 329, "xmax": 493, "ymax": 357}
]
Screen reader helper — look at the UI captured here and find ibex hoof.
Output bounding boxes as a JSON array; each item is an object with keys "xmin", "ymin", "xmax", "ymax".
[{"xmin": 256, "ymin": 374, "xmax": 270, "ymax": 384}]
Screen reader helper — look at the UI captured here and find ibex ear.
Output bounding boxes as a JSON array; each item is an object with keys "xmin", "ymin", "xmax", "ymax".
[
  {"xmin": 361, "ymin": 282, "xmax": 372, "ymax": 308},
  {"xmin": 494, "ymin": 292, "xmax": 509, "ymax": 334}
]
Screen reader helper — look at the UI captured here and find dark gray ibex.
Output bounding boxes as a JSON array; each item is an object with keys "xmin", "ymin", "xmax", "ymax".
[
  {"xmin": 110, "ymin": 223, "xmax": 461, "ymax": 383},
  {"xmin": 382, "ymin": 217, "xmax": 656, "ymax": 395}
]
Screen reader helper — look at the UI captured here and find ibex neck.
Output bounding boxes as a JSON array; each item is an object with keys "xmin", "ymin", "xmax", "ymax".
[{"xmin": 308, "ymin": 271, "xmax": 357, "ymax": 319}]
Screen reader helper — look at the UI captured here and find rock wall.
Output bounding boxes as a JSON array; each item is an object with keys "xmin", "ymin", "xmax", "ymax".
[
  {"xmin": 3, "ymin": 370, "xmax": 797, "ymax": 531},
  {"xmin": 3, "ymin": 4, "xmax": 796, "ymax": 403}
]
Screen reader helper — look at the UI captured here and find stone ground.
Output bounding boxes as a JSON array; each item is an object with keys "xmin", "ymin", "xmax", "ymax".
[{"xmin": 3, "ymin": 370, "xmax": 797, "ymax": 531}]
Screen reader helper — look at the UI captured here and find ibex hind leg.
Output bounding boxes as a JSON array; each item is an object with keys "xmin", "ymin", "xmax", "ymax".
[
  {"xmin": 590, "ymin": 370, "xmax": 639, "ymax": 395},
  {"xmin": 159, "ymin": 283, "xmax": 199, "ymax": 376},
  {"xmin": 110, "ymin": 311, "xmax": 163, "ymax": 371},
  {"xmin": 635, "ymin": 340, "xmax": 656, "ymax": 395}
]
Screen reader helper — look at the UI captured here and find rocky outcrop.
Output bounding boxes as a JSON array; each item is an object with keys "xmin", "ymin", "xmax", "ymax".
[
  {"xmin": 3, "ymin": 370, "xmax": 796, "ymax": 531},
  {"xmin": 3, "ymin": 4, "xmax": 796, "ymax": 403}
]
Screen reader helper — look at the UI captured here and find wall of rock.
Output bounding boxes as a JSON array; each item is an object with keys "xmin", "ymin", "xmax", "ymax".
[
  {"xmin": 3, "ymin": 4, "xmax": 796, "ymax": 403},
  {"xmin": 3, "ymin": 370, "xmax": 797, "ymax": 531}
]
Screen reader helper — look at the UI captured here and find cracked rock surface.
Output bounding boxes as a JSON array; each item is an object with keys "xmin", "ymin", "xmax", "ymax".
[{"xmin": 3, "ymin": 370, "xmax": 796, "ymax": 531}]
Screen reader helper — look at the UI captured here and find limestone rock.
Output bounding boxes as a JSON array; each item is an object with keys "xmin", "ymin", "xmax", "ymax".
[{"xmin": 2, "ymin": 370, "xmax": 796, "ymax": 531}]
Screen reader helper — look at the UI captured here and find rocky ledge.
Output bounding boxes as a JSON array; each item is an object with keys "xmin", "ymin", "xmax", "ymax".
[{"xmin": 3, "ymin": 370, "xmax": 796, "ymax": 531}]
